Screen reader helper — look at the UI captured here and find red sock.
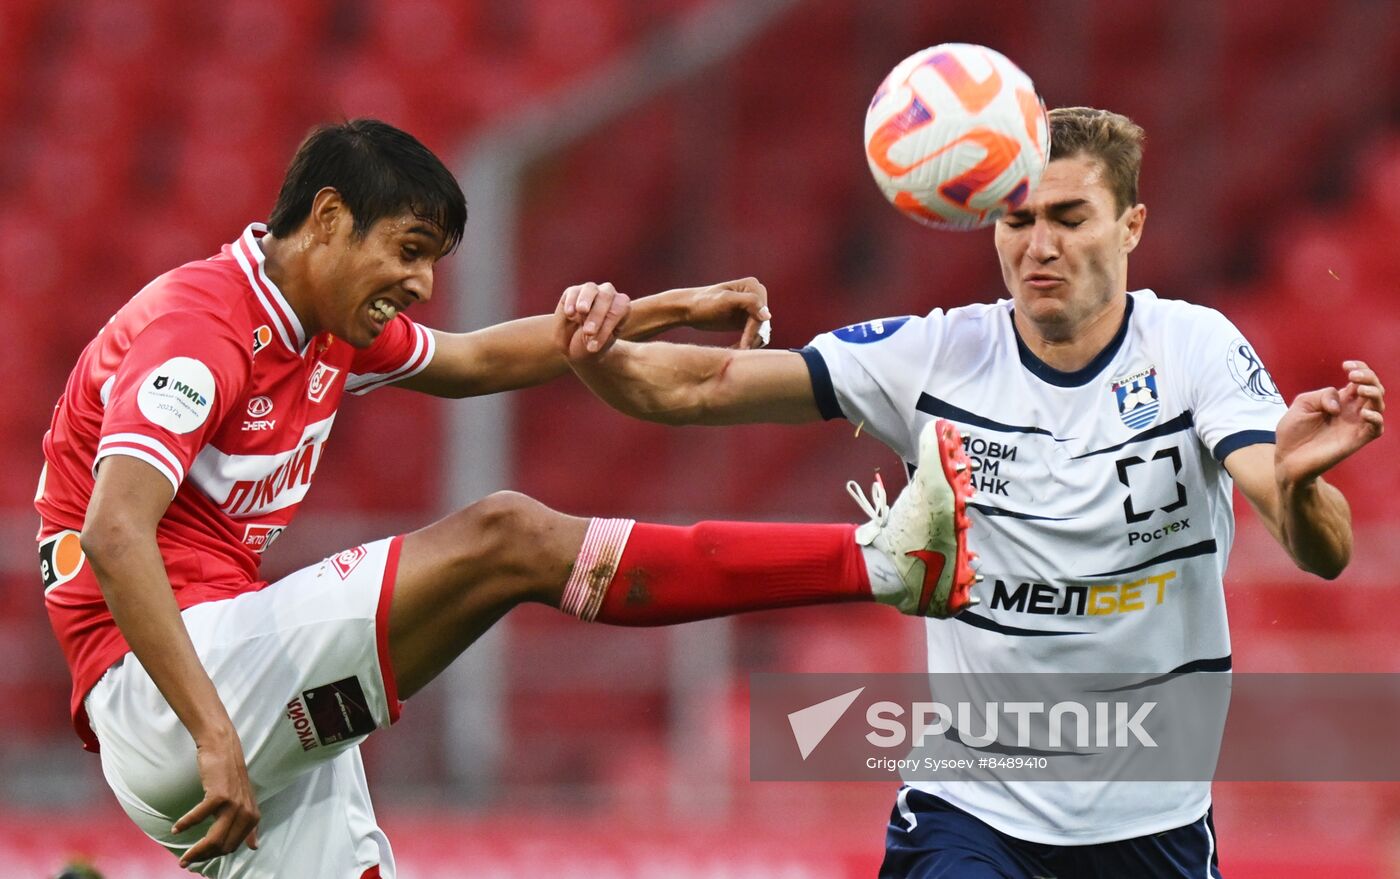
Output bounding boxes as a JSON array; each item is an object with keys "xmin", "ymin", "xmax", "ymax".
[{"xmin": 559, "ymin": 519, "xmax": 871, "ymax": 625}]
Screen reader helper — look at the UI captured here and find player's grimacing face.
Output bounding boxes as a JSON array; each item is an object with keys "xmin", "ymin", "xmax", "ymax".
[
  {"xmin": 325, "ymin": 212, "xmax": 445, "ymax": 348},
  {"xmin": 993, "ymin": 155, "xmax": 1144, "ymax": 336}
]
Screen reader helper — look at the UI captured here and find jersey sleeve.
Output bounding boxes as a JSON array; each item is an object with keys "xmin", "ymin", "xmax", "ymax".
[
  {"xmin": 801, "ymin": 313, "xmax": 944, "ymax": 456},
  {"xmin": 1181, "ymin": 306, "xmax": 1288, "ymax": 462},
  {"xmin": 96, "ymin": 313, "xmax": 252, "ymax": 496},
  {"xmin": 345, "ymin": 314, "xmax": 436, "ymax": 395}
]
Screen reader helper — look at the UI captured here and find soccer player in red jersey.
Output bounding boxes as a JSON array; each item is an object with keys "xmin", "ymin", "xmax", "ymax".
[{"xmin": 36, "ymin": 119, "xmax": 978, "ymax": 876}]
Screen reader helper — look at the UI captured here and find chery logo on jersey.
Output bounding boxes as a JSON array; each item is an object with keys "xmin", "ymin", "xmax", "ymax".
[
  {"xmin": 137, "ymin": 357, "xmax": 216, "ymax": 434},
  {"xmin": 308, "ymin": 362, "xmax": 340, "ymax": 403},
  {"xmin": 190, "ymin": 415, "xmax": 336, "ymax": 517},
  {"xmin": 243, "ymin": 395, "xmax": 276, "ymax": 431}
]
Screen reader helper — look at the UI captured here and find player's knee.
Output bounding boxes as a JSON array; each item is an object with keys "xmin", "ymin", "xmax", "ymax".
[{"xmin": 452, "ymin": 490, "xmax": 554, "ymax": 575}]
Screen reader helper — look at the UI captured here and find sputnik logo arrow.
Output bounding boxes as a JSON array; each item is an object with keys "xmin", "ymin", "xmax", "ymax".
[{"xmin": 787, "ymin": 687, "xmax": 865, "ymax": 760}]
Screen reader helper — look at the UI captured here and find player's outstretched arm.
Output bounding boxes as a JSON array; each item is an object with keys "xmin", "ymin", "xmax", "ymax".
[
  {"xmin": 558, "ymin": 304, "xmax": 820, "ymax": 426},
  {"xmin": 81, "ymin": 456, "xmax": 259, "ymax": 867},
  {"xmin": 1225, "ymin": 360, "xmax": 1386, "ymax": 579},
  {"xmin": 396, "ymin": 280, "xmax": 770, "ymax": 398}
]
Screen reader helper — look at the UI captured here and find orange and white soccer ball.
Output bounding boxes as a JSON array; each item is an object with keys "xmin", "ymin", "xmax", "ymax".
[{"xmin": 864, "ymin": 43, "xmax": 1050, "ymax": 230}]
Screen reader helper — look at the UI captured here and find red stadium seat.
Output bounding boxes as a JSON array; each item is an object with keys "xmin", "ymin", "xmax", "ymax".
[
  {"xmin": 518, "ymin": 0, "xmax": 627, "ymax": 85},
  {"xmin": 206, "ymin": 0, "xmax": 329, "ymax": 71},
  {"xmin": 120, "ymin": 203, "xmax": 228, "ymax": 290},
  {"xmin": 305, "ymin": 60, "xmax": 473, "ymax": 153},
  {"xmin": 172, "ymin": 61, "xmax": 298, "ymax": 152},
  {"xmin": 167, "ymin": 134, "xmax": 287, "ymax": 241},
  {"xmin": 360, "ymin": 0, "xmax": 477, "ymax": 72},
  {"xmin": 0, "ymin": 1, "xmax": 45, "ymax": 120},
  {"xmin": 54, "ymin": 0, "xmax": 186, "ymax": 113}
]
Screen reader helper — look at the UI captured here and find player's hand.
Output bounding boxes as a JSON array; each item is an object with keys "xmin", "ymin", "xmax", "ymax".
[
  {"xmin": 557, "ymin": 282, "xmax": 632, "ymax": 356},
  {"xmin": 671, "ymin": 277, "xmax": 772, "ymax": 349},
  {"xmin": 1274, "ymin": 360, "xmax": 1385, "ymax": 488},
  {"xmin": 174, "ymin": 729, "xmax": 260, "ymax": 869}
]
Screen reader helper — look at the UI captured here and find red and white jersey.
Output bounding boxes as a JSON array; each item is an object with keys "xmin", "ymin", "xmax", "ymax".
[{"xmin": 36, "ymin": 223, "xmax": 435, "ymax": 747}]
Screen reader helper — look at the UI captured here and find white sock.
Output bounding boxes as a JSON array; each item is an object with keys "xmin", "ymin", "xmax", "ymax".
[{"xmin": 860, "ymin": 544, "xmax": 904, "ymax": 605}]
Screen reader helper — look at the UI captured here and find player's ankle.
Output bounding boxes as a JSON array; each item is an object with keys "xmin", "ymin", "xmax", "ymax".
[{"xmin": 860, "ymin": 544, "xmax": 904, "ymax": 605}]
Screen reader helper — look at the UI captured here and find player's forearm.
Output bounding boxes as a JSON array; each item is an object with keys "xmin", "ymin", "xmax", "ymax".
[
  {"xmin": 1275, "ymin": 475, "xmax": 1353, "ymax": 579},
  {"xmin": 81, "ymin": 524, "xmax": 235, "ymax": 742},
  {"xmin": 616, "ymin": 288, "xmax": 696, "ymax": 341},
  {"xmin": 425, "ymin": 294, "xmax": 698, "ymax": 398},
  {"xmin": 572, "ymin": 340, "xmax": 726, "ymax": 425},
  {"xmin": 503, "ymin": 295, "xmax": 691, "ymax": 380}
]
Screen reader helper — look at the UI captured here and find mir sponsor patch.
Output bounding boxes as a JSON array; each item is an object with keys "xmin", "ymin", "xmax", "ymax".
[
  {"xmin": 137, "ymin": 356, "xmax": 216, "ymax": 434},
  {"xmin": 286, "ymin": 676, "xmax": 377, "ymax": 750}
]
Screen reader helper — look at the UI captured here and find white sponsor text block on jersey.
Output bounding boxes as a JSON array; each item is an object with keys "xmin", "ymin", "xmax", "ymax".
[{"xmin": 189, "ymin": 415, "xmax": 336, "ymax": 517}]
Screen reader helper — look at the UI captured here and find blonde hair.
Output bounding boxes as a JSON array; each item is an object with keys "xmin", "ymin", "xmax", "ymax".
[{"xmin": 1048, "ymin": 107, "xmax": 1145, "ymax": 215}]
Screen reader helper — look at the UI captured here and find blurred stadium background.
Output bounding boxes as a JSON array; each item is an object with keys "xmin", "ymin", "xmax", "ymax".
[{"xmin": 1, "ymin": 0, "xmax": 1398, "ymax": 875}]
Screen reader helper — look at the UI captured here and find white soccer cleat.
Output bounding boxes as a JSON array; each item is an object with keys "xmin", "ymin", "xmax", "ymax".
[{"xmin": 848, "ymin": 419, "xmax": 978, "ymax": 618}]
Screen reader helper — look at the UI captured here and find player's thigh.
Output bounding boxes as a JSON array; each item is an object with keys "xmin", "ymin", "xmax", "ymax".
[
  {"xmin": 1075, "ymin": 808, "xmax": 1222, "ymax": 879},
  {"xmin": 87, "ymin": 538, "xmax": 402, "ymax": 833},
  {"xmin": 880, "ymin": 788, "xmax": 1041, "ymax": 879},
  {"xmin": 191, "ymin": 748, "xmax": 394, "ymax": 879},
  {"xmin": 388, "ymin": 492, "xmax": 587, "ymax": 699}
]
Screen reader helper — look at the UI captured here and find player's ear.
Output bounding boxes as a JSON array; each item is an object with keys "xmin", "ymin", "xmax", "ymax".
[
  {"xmin": 1121, "ymin": 203, "xmax": 1147, "ymax": 254},
  {"xmin": 307, "ymin": 187, "xmax": 347, "ymax": 244}
]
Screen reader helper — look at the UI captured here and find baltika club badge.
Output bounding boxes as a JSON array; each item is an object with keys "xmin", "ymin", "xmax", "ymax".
[{"xmin": 1112, "ymin": 367, "xmax": 1160, "ymax": 430}]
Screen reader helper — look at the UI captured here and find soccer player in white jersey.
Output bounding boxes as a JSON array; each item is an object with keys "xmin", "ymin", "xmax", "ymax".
[
  {"xmin": 37, "ymin": 119, "xmax": 980, "ymax": 877},
  {"xmin": 559, "ymin": 107, "xmax": 1386, "ymax": 878}
]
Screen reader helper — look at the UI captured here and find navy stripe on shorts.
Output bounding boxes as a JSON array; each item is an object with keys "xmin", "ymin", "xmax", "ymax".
[{"xmin": 880, "ymin": 787, "xmax": 1222, "ymax": 879}]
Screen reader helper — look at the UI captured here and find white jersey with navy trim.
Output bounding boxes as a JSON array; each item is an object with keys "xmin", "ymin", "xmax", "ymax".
[{"xmin": 802, "ymin": 290, "xmax": 1286, "ymax": 845}]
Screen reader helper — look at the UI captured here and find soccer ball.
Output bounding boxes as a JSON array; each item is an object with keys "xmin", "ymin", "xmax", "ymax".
[{"xmin": 864, "ymin": 43, "xmax": 1050, "ymax": 230}]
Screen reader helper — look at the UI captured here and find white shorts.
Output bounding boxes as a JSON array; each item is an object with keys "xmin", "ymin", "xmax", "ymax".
[{"xmin": 85, "ymin": 537, "xmax": 406, "ymax": 879}]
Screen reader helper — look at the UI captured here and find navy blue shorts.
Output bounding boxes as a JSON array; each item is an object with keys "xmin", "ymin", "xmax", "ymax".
[{"xmin": 880, "ymin": 787, "xmax": 1222, "ymax": 879}]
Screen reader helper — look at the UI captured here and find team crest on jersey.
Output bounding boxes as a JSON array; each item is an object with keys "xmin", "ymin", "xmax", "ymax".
[
  {"xmin": 331, "ymin": 545, "xmax": 368, "ymax": 579},
  {"xmin": 833, "ymin": 316, "xmax": 911, "ymax": 344},
  {"xmin": 252, "ymin": 325, "xmax": 273, "ymax": 356},
  {"xmin": 308, "ymin": 362, "xmax": 340, "ymax": 403},
  {"xmin": 1112, "ymin": 367, "xmax": 1160, "ymax": 430}
]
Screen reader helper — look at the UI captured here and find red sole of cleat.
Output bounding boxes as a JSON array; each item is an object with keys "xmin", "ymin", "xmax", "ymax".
[{"xmin": 932, "ymin": 419, "xmax": 978, "ymax": 614}]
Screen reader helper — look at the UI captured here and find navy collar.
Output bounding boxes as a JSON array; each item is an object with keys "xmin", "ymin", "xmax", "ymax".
[{"xmin": 1011, "ymin": 294, "xmax": 1134, "ymax": 388}]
